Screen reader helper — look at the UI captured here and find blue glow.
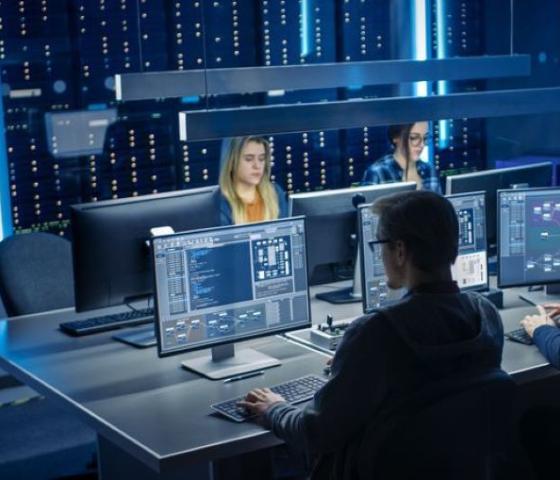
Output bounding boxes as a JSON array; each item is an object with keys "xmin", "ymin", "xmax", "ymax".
[
  {"xmin": 436, "ymin": 0, "xmax": 449, "ymax": 149},
  {"xmin": 0, "ymin": 70, "xmax": 12, "ymax": 240},
  {"xmin": 412, "ymin": 0, "xmax": 431, "ymax": 163},
  {"xmin": 0, "ymin": 322, "xmax": 6, "ymax": 345},
  {"xmin": 300, "ymin": 0, "xmax": 311, "ymax": 58},
  {"xmin": 181, "ymin": 96, "xmax": 201, "ymax": 104},
  {"xmin": 412, "ymin": 0, "xmax": 428, "ymax": 98},
  {"xmin": 87, "ymin": 103, "xmax": 108, "ymax": 111}
]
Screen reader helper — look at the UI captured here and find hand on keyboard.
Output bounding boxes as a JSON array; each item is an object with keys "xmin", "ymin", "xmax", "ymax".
[
  {"xmin": 211, "ymin": 374, "xmax": 328, "ymax": 422},
  {"xmin": 237, "ymin": 388, "xmax": 286, "ymax": 418},
  {"xmin": 520, "ymin": 305, "xmax": 555, "ymax": 338}
]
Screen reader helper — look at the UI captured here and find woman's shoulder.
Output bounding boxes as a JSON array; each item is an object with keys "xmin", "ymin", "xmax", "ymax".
[
  {"xmin": 213, "ymin": 187, "xmax": 233, "ymax": 225},
  {"xmin": 272, "ymin": 182, "xmax": 289, "ymax": 217},
  {"xmin": 416, "ymin": 159, "xmax": 438, "ymax": 175},
  {"xmin": 371, "ymin": 154, "xmax": 395, "ymax": 167}
]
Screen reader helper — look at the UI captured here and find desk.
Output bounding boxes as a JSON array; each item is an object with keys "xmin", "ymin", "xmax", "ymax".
[
  {"xmin": 0, "ymin": 283, "xmax": 557, "ymax": 479},
  {"xmin": 307, "ymin": 281, "xmax": 557, "ymax": 381}
]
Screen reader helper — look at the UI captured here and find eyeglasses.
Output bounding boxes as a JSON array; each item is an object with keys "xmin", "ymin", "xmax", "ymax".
[
  {"xmin": 367, "ymin": 239, "xmax": 391, "ymax": 253},
  {"xmin": 409, "ymin": 133, "xmax": 432, "ymax": 147}
]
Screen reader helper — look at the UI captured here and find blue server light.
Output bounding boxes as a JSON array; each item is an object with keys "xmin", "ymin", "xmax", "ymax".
[
  {"xmin": 0, "ymin": 71, "xmax": 12, "ymax": 240},
  {"xmin": 300, "ymin": 0, "xmax": 312, "ymax": 58},
  {"xmin": 436, "ymin": 0, "xmax": 450, "ymax": 149},
  {"xmin": 412, "ymin": 0, "xmax": 432, "ymax": 163},
  {"xmin": 412, "ymin": 0, "xmax": 429, "ymax": 98}
]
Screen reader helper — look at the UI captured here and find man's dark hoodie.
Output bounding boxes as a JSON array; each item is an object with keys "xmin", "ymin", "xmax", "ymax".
[{"xmin": 264, "ymin": 282, "xmax": 504, "ymax": 479}]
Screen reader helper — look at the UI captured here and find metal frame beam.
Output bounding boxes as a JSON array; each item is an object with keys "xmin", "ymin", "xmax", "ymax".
[
  {"xmin": 116, "ymin": 55, "xmax": 530, "ymax": 101},
  {"xmin": 179, "ymin": 86, "xmax": 560, "ymax": 141}
]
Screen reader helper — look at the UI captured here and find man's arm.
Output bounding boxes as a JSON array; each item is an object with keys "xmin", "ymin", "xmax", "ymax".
[
  {"xmin": 241, "ymin": 316, "xmax": 390, "ymax": 455},
  {"xmin": 532, "ymin": 325, "xmax": 560, "ymax": 369}
]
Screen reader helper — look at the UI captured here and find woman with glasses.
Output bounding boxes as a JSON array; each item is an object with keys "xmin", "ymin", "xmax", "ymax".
[{"xmin": 361, "ymin": 122, "xmax": 441, "ymax": 193}]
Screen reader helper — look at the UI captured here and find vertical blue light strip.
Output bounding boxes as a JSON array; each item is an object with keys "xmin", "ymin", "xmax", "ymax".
[
  {"xmin": 436, "ymin": 0, "xmax": 450, "ymax": 149},
  {"xmin": 0, "ymin": 70, "xmax": 12, "ymax": 240},
  {"xmin": 412, "ymin": 0, "xmax": 432, "ymax": 163},
  {"xmin": 300, "ymin": 0, "xmax": 311, "ymax": 58},
  {"xmin": 412, "ymin": 0, "xmax": 428, "ymax": 98}
]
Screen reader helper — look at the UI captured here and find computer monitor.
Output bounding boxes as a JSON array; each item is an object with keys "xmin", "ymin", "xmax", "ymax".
[
  {"xmin": 446, "ymin": 192, "xmax": 489, "ymax": 291},
  {"xmin": 289, "ymin": 182, "xmax": 416, "ymax": 304},
  {"xmin": 446, "ymin": 162, "xmax": 553, "ymax": 255},
  {"xmin": 358, "ymin": 191, "xmax": 488, "ymax": 313},
  {"xmin": 357, "ymin": 204, "xmax": 404, "ymax": 313},
  {"xmin": 498, "ymin": 187, "xmax": 560, "ymax": 305},
  {"xmin": 71, "ymin": 186, "xmax": 219, "ymax": 312},
  {"xmin": 152, "ymin": 216, "xmax": 310, "ymax": 379}
]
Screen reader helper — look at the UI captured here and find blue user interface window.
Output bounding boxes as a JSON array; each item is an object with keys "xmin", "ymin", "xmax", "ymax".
[
  {"xmin": 359, "ymin": 205, "xmax": 396, "ymax": 312},
  {"xmin": 448, "ymin": 192, "xmax": 488, "ymax": 291},
  {"xmin": 499, "ymin": 188, "xmax": 560, "ymax": 288},
  {"xmin": 153, "ymin": 218, "xmax": 310, "ymax": 355}
]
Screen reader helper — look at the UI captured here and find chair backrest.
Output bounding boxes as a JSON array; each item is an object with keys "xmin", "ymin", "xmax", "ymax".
[
  {"xmin": 366, "ymin": 369, "xmax": 529, "ymax": 480},
  {"xmin": 0, "ymin": 232, "xmax": 75, "ymax": 316}
]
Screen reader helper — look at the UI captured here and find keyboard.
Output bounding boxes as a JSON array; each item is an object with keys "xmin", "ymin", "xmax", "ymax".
[
  {"xmin": 59, "ymin": 307, "xmax": 154, "ymax": 336},
  {"xmin": 211, "ymin": 374, "xmax": 328, "ymax": 422},
  {"xmin": 505, "ymin": 328, "xmax": 533, "ymax": 345}
]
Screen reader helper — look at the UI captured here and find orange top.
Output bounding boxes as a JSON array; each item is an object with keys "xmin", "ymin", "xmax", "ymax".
[{"xmin": 244, "ymin": 190, "xmax": 265, "ymax": 223}]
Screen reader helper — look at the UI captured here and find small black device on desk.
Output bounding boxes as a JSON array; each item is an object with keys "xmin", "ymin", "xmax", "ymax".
[
  {"xmin": 112, "ymin": 325, "xmax": 157, "ymax": 348},
  {"xmin": 211, "ymin": 374, "xmax": 328, "ymax": 422},
  {"xmin": 59, "ymin": 307, "xmax": 154, "ymax": 336}
]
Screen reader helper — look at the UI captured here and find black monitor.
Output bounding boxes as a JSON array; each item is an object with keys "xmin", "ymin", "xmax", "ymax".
[
  {"xmin": 446, "ymin": 192, "xmax": 489, "ymax": 292},
  {"xmin": 71, "ymin": 186, "xmax": 219, "ymax": 312},
  {"xmin": 289, "ymin": 182, "xmax": 416, "ymax": 304},
  {"xmin": 152, "ymin": 217, "xmax": 310, "ymax": 379},
  {"xmin": 498, "ymin": 187, "xmax": 560, "ymax": 305},
  {"xmin": 445, "ymin": 162, "xmax": 553, "ymax": 256}
]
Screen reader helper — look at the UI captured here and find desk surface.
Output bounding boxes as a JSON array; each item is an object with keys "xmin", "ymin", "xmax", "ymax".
[
  {"xmin": 309, "ymin": 281, "xmax": 553, "ymax": 380},
  {"xmin": 0, "ymin": 282, "xmax": 556, "ymax": 473}
]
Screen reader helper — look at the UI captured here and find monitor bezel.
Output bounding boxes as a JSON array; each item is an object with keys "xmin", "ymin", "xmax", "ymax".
[
  {"xmin": 445, "ymin": 162, "xmax": 553, "ymax": 253},
  {"xmin": 70, "ymin": 185, "xmax": 219, "ymax": 312},
  {"xmin": 445, "ymin": 190, "xmax": 490, "ymax": 292},
  {"xmin": 288, "ymin": 182, "xmax": 417, "ymax": 285},
  {"xmin": 497, "ymin": 186, "xmax": 560, "ymax": 289},
  {"xmin": 288, "ymin": 182, "xmax": 417, "ymax": 212},
  {"xmin": 151, "ymin": 216, "xmax": 311, "ymax": 359},
  {"xmin": 358, "ymin": 202, "xmax": 378, "ymax": 314},
  {"xmin": 444, "ymin": 162, "xmax": 553, "ymax": 196}
]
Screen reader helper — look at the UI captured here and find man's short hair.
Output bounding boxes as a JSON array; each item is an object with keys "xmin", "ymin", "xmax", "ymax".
[{"xmin": 372, "ymin": 190, "xmax": 458, "ymax": 272}]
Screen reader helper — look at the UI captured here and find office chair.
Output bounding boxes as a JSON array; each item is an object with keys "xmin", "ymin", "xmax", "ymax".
[
  {"xmin": 520, "ymin": 405, "xmax": 560, "ymax": 480},
  {"xmin": 0, "ymin": 232, "xmax": 96, "ymax": 478},
  {"xmin": 0, "ymin": 232, "xmax": 75, "ymax": 316},
  {"xmin": 362, "ymin": 369, "xmax": 533, "ymax": 480}
]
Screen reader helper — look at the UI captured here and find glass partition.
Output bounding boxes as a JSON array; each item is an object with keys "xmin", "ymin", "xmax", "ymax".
[{"xmin": 2, "ymin": 0, "xmax": 559, "ymax": 238}]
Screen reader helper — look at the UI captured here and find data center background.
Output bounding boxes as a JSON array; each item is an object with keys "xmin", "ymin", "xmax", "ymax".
[{"xmin": 0, "ymin": 0, "xmax": 486, "ymax": 237}]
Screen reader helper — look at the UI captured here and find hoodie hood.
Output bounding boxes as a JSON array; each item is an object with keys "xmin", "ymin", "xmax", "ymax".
[{"xmin": 380, "ymin": 285, "xmax": 504, "ymax": 376}]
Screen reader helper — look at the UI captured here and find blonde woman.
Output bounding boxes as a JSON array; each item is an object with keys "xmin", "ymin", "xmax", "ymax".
[{"xmin": 216, "ymin": 136, "xmax": 288, "ymax": 225}]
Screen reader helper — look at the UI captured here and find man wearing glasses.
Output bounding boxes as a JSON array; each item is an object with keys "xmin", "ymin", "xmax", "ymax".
[
  {"xmin": 240, "ymin": 190, "xmax": 507, "ymax": 479},
  {"xmin": 361, "ymin": 122, "xmax": 442, "ymax": 194}
]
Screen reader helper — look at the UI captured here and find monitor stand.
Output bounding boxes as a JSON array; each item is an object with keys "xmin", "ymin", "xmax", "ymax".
[
  {"xmin": 519, "ymin": 284, "xmax": 560, "ymax": 306},
  {"xmin": 181, "ymin": 343, "xmax": 281, "ymax": 380},
  {"xmin": 487, "ymin": 254, "xmax": 497, "ymax": 276},
  {"xmin": 316, "ymin": 249, "xmax": 362, "ymax": 304},
  {"xmin": 113, "ymin": 325, "xmax": 157, "ymax": 348}
]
